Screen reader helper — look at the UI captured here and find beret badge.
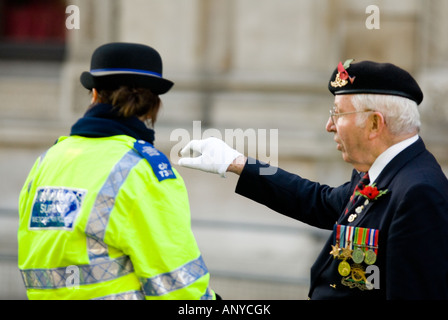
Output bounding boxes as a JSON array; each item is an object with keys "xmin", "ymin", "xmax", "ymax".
[{"xmin": 331, "ymin": 59, "xmax": 356, "ymax": 88}]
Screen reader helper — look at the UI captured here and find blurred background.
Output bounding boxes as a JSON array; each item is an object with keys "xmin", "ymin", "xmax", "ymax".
[{"xmin": 0, "ymin": 0, "xmax": 447, "ymax": 300}]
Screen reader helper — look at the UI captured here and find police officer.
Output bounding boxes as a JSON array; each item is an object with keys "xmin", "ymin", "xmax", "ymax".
[
  {"xmin": 179, "ymin": 60, "xmax": 448, "ymax": 299},
  {"xmin": 18, "ymin": 43, "xmax": 217, "ymax": 300}
]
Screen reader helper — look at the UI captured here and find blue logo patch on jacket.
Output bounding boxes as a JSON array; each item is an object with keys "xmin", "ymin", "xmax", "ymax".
[
  {"xmin": 30, "ymin": 187, "xmax": 86, "ymax": 230},
  {"xmin": 134, "ymin": 140, "xmax": 176, "ymax": 182}
]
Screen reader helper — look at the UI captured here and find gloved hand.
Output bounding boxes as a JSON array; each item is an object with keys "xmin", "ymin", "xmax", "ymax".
[{"xmin": 178, "ymin": 137, "xmax": 243, "ymax": 177}]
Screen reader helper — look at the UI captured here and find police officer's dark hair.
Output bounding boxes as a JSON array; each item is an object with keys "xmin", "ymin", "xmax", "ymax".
[{"xmin": 95, "ymin": 86, "xmax": 161, "ymax": 125}]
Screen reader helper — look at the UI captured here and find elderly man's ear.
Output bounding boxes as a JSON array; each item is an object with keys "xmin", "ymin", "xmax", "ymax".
[{"xmin": 368, "ymin": 112, "xmax": 386, "ymax": 140}]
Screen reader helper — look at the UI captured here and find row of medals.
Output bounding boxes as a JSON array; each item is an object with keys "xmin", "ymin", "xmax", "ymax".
[{"xmin": 330, "ymin": 242, "xmax": 377, "ymax": 290}]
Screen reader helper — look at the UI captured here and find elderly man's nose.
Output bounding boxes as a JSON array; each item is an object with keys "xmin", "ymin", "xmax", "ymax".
[{"xmin": 326, "ymin": 116, "xmax": 336, "ymax": 132}]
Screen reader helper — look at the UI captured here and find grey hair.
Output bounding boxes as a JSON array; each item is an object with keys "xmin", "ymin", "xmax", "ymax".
[{"xmin": 351, "ymin": 94, "xmax": 421, "ymax": 135}]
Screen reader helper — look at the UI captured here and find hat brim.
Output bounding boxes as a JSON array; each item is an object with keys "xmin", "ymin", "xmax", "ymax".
[{"xmin": 80, "ymin": 72, "xmax": 174, "ymax": 95}]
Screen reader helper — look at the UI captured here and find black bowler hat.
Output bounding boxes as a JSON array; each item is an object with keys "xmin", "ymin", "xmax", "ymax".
[
  {"xmin": 80, "ymin": 42, "xmax": 174, "ymax": 94},
  {"xmin": 328, "ymin": 60, "xmax": 423, "ymax": 105}
]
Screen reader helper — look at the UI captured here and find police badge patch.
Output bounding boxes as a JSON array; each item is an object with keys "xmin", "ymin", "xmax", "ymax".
[
  {"xmin": 133, "ymin": 140, "xmax": 176, "ymax": 182},
  {"xmin": 29, "ymin": 187, "xmax": 87, "ymax": 230}
]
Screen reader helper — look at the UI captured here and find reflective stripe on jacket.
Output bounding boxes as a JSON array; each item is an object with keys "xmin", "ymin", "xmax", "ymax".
[{"xmin": 18, "ymin": 135, "xmax": 215, "ymax": 300}]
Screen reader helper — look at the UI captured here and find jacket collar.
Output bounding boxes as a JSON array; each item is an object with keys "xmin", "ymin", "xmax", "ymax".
[
  {"xmin": 369, "ymin": 135, "xmax": 419, "ymax": 183},
  {"xmin": 374, "ymin": 137, "xmax": 425, "ymax": 191},
  {"xmin": 70, "ymin": 103, "xmax": 155, "ymax": 144},
  {"xmin": 343, "ymin": 137, "xmax": 426, "ymax": 226}
]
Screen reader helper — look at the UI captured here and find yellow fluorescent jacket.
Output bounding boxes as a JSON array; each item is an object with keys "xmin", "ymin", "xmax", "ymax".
[{"xmin": 18, "ymin": 135, "xmax": 215, "ymax": 300}]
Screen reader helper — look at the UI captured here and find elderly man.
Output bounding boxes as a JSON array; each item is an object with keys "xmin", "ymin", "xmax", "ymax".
[{"xmin": 179, "ymin": 60, "xmax": 448, "ymax": 299}]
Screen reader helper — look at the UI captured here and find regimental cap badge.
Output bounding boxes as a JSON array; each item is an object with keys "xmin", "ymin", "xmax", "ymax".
[
  {"xmin": 330, "ymin": 59, "xmax": 356, "ymax": 88},
  {"xmin": 327, "ymin": 60, "xmax": 424, "ymax": 105}
]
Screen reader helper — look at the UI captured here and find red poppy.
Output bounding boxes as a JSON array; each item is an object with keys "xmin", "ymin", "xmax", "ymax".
[
  {"xmin": 359, "ymin": 186, "xmax": 380, "ymax": 200},
  {"xmin": 337, "ymin": 62, "xmax": 349, "ymax": 80}
]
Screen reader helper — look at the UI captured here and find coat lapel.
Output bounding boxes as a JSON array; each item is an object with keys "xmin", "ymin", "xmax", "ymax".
[{"xmin": 347, "ymin": 137, "xmax": 426, "ymax": 227}]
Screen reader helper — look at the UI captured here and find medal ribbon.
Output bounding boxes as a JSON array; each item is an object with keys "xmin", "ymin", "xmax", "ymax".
[
  {"xmin": 339, "ymin": 225, "xmax": 346, "ymax": 248},
  {"xmin": 334, "ymin": 225, "xmax": 378, "ymax": 253},
  {"xmin": 367, "ymin": 228, "xmax": 379, "ymax": 254},
  {"xmin": 354, "ymin": 227, "xmax": 368, "ymax": 251},
  {"xmin": 345, "ymin": 226, "xmax": 354, "ymax": 250},
  {"xmin": 334, "ymin": 224, "xmax": 340, "ymax": 245}
]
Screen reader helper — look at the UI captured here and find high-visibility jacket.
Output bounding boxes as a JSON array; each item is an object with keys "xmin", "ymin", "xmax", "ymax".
[{"xmin": 18, "ymin": 134, "xmax": 215, "ymax": 300}]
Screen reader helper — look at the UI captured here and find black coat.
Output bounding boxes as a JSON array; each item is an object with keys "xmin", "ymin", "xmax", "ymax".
[{"xmin": 235, "ymin": 138, "xmax": 448, "ymax": 299}]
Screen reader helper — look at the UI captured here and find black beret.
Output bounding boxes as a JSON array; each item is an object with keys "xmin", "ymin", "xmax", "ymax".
[{"xmin": 328, "ymin": 60, "xmax": 423, "ymax": 105}]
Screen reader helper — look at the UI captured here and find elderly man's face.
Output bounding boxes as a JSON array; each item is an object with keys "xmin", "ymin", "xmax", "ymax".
[{"xmin": 326, "ymin": 95, "xmax": 372, "ymax": 171}]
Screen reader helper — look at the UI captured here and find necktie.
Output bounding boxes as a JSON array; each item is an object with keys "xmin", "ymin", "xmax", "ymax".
[{"xmin": 345, "ymin": 172, "xmax": 370, "ymax": 215}]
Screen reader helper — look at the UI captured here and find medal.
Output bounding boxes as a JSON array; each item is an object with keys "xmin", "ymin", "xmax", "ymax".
[
  {"xmin": 352, "ymin": 247, "xmax": 365, "ymax": 264},
  {"xmin": 352, "ymin": 227, "xmax": 367, "ymax": 263},
  {"xmin": 340, "ymin": 247, "xmax": 353, "ymax": 260},
  {"xmin": 351, "ymin": 265, "xmax": 366, "ymax": 282},
  {"xmin": 332, "ymin": 224, "xmax": 379, "ymax": 267},
  {"xmin": 331, "ymin": 225, "xmax": 343, "ymax": 259},
  {"xmin": 348, "ymin": 213, "xmax": 357, "ymax": 222},
  {"xmin": 364, "ymin": 249, "xmax": 377, "ymax": 265},
  {"xmin": 338, "ymin": 260, "xmax": 351, "ymax": 277},
  {"xmin": 365, "ymin": 228, "xmax": 379, "ymax": 265},
  {"xmin": 330, "ymin": 244, "xmax": 340, "ymax": 259},
  {"xmin": 334, "ymin": 226, "xmax": 380, "ymax": 291}
]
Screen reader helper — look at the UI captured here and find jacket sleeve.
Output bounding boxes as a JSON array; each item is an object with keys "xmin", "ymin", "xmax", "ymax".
[
  {"xmin": 235, "ymin": 158, "xmax": 352, "ymax": 230},
  {"xmin": 108, "ymin": 165, "xmax": 215, "ymax": 300}
]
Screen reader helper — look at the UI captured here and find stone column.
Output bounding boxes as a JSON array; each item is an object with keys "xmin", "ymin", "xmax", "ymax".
[
  {"xmin": 60, "ymin": 0, "xmax": 120, "ymax": 120},
  {"xmin": 417, "ymin": 0, "xmax": 448, "ymax": 172}
]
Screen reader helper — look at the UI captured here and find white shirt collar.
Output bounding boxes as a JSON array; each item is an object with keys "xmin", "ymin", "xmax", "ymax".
[{"xmin": 368, "ymin": 134, "xmax": 419, "ymax": 183}]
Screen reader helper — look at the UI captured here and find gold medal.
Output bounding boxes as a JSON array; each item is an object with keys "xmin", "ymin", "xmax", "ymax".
[
  {"xmin": 330, "ymin": 243, "xmax": 341, "ymax": 259},
  {"xmin": 351, "ymin": 265, "xmax": 366, "ymax": 282},
  {"xmin": 340, "ymin": 246, "xmax": 353, "ymax": 260},
  {"xmin": 352, "ymin": 247, "xmax": 365, "ymax": 264},
  {"xmin": 338, "ymin": 260, "xmax": 351, "ymax": 277},
  {"xmin": 364, "ymin": 249, "xmax": 377, "ymax": 265}
]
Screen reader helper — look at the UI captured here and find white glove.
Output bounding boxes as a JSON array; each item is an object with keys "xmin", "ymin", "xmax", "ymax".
[{"xmin": 178, "ymin": 137, "xmax": 243, "ymax": 177}]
